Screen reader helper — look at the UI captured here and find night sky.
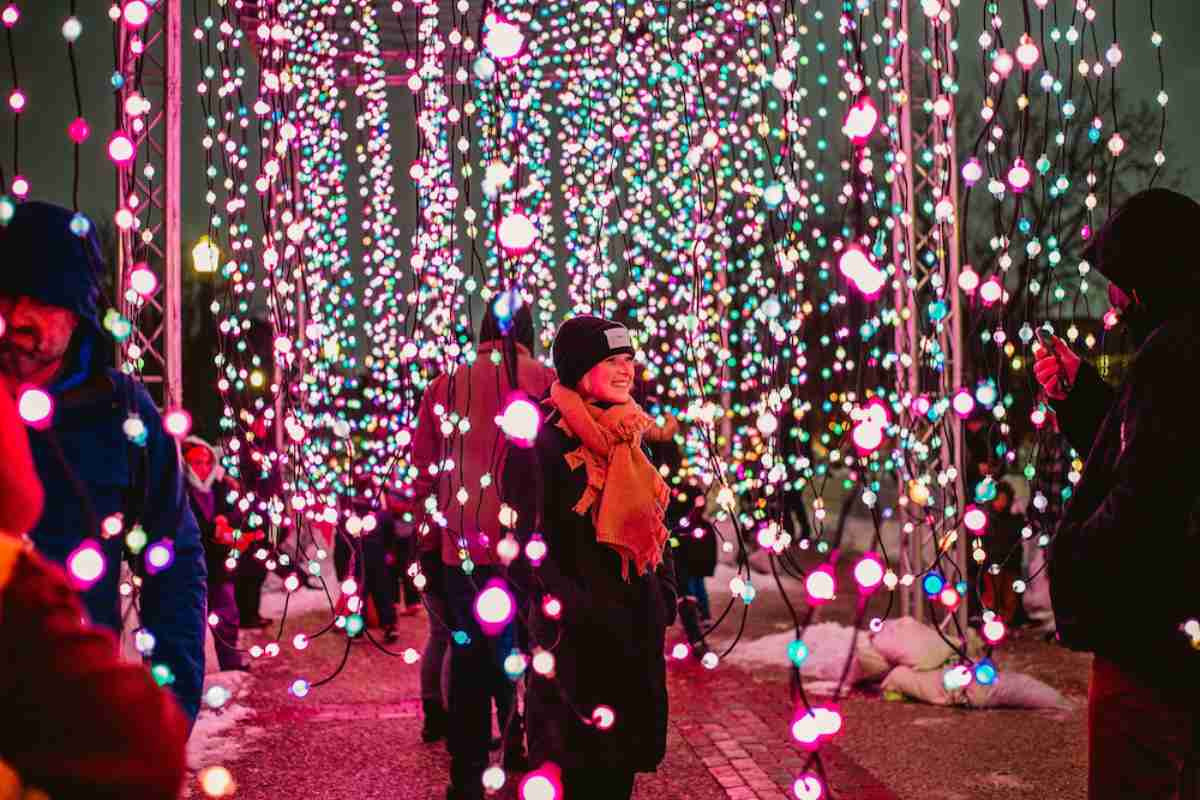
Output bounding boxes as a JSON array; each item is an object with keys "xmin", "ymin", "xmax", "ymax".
[{"xmin": 1, "ymin": 1, "xmax": 1198, "ymax": 252}]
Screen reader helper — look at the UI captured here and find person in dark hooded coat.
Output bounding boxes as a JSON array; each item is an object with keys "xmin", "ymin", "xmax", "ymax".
[
  {"xmin": 504, "ymin": 315, "xmax": 677, "ymax": 800},
  {"xmin": 1033, "ymin": 188, "xmax": 1200, "ymax": 799},
  {"xmin": 0, "ymin": 201, "xmax": 207, "ymax": 722}
]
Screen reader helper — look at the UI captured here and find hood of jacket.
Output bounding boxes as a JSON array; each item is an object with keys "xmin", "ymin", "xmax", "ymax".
[{"xmin": 1084, "ymin": 188, "xmax": 1200, "ymax": 344}]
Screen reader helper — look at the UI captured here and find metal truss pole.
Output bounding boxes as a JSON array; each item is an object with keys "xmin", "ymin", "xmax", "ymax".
[
  {"xmin": 889, "ymin": 0, "xmax": 966, "ymax": 629},
  {"xmin": 114, "ymin": 0, "xmax": 183, "ymax": 410}
]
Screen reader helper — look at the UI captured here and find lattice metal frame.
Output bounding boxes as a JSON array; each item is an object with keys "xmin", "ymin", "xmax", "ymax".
[
  {"xmin": 888, "ymin": 0, "xmax": 967, "ymax": 626},
  {"xmin": 114, "ymin": 0, "xmax": 183, "ymax": 408}
]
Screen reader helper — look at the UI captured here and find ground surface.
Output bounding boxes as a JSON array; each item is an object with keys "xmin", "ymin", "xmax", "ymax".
[{"xmin": 183, "ymin": 521, "xmax": 1091, "ymax": 800}]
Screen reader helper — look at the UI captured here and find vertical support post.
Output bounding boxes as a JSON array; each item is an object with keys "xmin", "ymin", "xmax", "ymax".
[{"xmin": 165, "ymin": 0, "xmax": 183, "ymax": 409}]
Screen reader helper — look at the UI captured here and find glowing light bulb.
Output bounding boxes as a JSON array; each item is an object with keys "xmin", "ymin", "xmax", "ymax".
[
  {"xmin": 1016, "ymin": 35, "xmax": 1040, "ymax": 69},
  {"xmin": 958, "ymin": 266, "xmax": 980, "ymax": 293},
  {"xmin": 122, "ymin": 0, "xmax": 151, "ymax": 29},
  {"xmin": 961, "ymin": 158, "xmax": 983, "ymax": 185},
  {"xmin": 591, "ymin": 705, "xmax": 616, "ymax": 730},
  {"xmin": 980, "ymin": 276, "xmax": 1004, "ymax": 306},
  {"xmin": 290, "ymin": 679, "xmax": 310, "ymax": 698},
  {"xmin": 8, "ymin": 89, "xmax": 25, "ymax": 112},
  {"xmin": 525, "ymin": 535, "xmax": 547, "ymax": 565},
  {"xmin": 129, "ymin": 263, "xmax": 158, "ymax": 296},
  {"xmin": 108, "ymin": 131, "xmax": 136, "ymax": 165},
  {"xmin": 496, "ymin": 397, "xmax": 540, "ymax": 444},
  {"xmin": 963, "ymin": 506, "xmax": 988, "ymax": 533},
  {"xmin": 68, "ymin": 116, "xmax": 90, "ymax": 144},
  {"xmin": 854, "ymin": 554, "xmax": 885, "ymax": 591},
  {"xmin": 531, "ymin": 649, "xmax": 555, "ymax": 677},
  {"xmin": 484, "ymin": 15, "xmax": 524, "ymax": 60},
  {"xmin": 1007, "ymin": 159, "xmax": 1032, "ymax": 192},
  {"xmin": 145, "ymin": 540, "xmax": 175, "ymax": 575},
  {"xmin": 498, "ymin": 212, "xmax": 538, "ymax": 253},
  {"xmin": 805, "ymin": 566, "xmax": 836, "ymax": 605},
  {"xmin": 474, "ymin": 580, "xmax": 516, "ymax": 634},
  {"xmin": 982, "ymin": 618, "xmax": 1007, "ymax": 644},
  {"xmin": 841, "ymin": 96, "xmax": 878, "ymax": 143},
  {"xmin": 198, "ymin": 766, "xmax": 236, "ymax": 797},
  {"xmin": 66, "ymin": 540, "xmax": 106, "ymax": 588},
  {"xmin": 482, "ymin": 766, "xmax": 507, "ymax": 792},
  {"xmin": 952, "ymin": 389, "xmax": 976, "ymax": 418},
  {"xmin": 671, "ymin": 642, "xmax": 690, "ymax": 660},
  {"xmin": 793, "ymin": 774, "xmax": 824, "ymax": 800},
  {"xmin": 993, "ymin": 49, "xmax": 1015, "ymax": 77},
  {"xmin": 18, "ymin": 387, "xmax": 53, "ymax": 428},
  {"xmin": 163, "ymin": 408, "xmax": 192, "ymax": 438},
  {"xmin": 838, "ymin": 246, "xmax": 886, "ymax": 295}
]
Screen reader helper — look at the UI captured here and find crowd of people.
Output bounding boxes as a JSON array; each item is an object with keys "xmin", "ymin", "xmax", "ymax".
[{"xmin": 0, "ymin": 188, "xmax": 1196, "ymax": 800}]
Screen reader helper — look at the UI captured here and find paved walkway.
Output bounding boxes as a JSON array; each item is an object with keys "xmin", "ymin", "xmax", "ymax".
[{"xmin": 186, "ymin": 603, "xmax": 898, "ymax": 800}]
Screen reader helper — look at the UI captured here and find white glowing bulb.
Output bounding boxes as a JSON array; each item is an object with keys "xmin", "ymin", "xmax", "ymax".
[{"xmin": 498, "ymin": 212, "xmax": 538, "ymax": 253}]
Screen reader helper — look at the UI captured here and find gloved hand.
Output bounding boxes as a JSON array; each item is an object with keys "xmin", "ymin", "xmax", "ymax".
[{"xmin": 1032, "ymin": 335, "xmax": 1081, "ymax": 401}]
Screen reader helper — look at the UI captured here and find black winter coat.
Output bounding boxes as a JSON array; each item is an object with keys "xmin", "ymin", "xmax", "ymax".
[
  {"xmin": 1049, "ymin": 315, "xmax": 1200, "ymax": 701},
  {"xmin": 504, "ymin": 406, "xmax": 677, "ymax": 773}
]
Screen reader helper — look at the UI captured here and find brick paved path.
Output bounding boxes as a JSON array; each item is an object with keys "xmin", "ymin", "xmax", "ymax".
[{"xmin": 188, "ymin": 607, "xmax": 897, "ymax": 800}]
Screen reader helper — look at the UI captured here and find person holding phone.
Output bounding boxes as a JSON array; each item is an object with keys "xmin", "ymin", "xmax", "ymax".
[{"xmin": 1032, "ymin": 188, "xmax": 1199, "ymax": 800}]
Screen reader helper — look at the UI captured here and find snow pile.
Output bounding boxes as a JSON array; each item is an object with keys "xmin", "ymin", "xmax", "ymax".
[
  {"xmin": 188, "ymin": 669, "xmax": 257, "ymax": 770},
  {"xmin": 727, "ymin": 617, "xmax": 1071, "ymax": 710}
]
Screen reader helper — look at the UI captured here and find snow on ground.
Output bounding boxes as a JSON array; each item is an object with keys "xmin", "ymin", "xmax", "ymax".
[{"xmin": 188, "ymin": 669, "xmax": 258, "ymax": 771}]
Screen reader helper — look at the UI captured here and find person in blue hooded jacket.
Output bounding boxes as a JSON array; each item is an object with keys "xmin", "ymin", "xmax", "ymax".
[{"xmin": 0, "ymin": 200, "xmax": 207, "ymax": 722}]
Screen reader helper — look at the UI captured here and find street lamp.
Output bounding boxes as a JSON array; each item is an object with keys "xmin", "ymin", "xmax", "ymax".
[{"xmin": 192, "ymin": 235, "xmax": 220, "ymax": 274}]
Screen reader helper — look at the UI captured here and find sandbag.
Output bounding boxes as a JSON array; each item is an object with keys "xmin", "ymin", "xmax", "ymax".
[
  {"xmin": 870, "ymin": 616, "xmax": 956, "ymax": 670},
  {"xmin": 881, "ymin": 665, "xmax": 1071, "ymax": 710}
]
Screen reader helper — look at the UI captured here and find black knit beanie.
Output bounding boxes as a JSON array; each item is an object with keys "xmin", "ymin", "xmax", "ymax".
[{"xmin": 551, "ymin": 315, "xmax": 635, "ymax": 389}]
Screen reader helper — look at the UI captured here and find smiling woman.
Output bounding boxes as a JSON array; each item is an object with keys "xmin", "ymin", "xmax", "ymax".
[{"xmin": 501, "ymin": 315, "xmax": 679, "ymax": 800}]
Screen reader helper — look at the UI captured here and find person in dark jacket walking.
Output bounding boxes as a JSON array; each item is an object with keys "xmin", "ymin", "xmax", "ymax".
[
  {"xmin": 410, "ymin": 300, "xmax": 553, "ymax": 799},
  {"xmin": 183, "ymin": 436, "xmax": 249, "ymax": 671},
  {"xmin": 504, "ymin": 315, "xmax": 677, "ymax": 800},
  {"xmin": 0, "ymin": 200, "xmax": 207, "ymax": 722},
  {"xmin": 1033, "ymin": 187, "xmax": 1200, "ymax": 800},
  {"xmin": 0, "ymin": 362, "xmax": 188, "ymax": 800}
]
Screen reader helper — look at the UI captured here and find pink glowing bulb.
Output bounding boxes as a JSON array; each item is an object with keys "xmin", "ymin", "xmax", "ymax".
[
  {"xmin": 851, "ymin": 418, "xmax": 884, "ymax": 453},
  {"xmin": 952, "ymin": 389, "xmax": 975, "ymax": 418},
  {"xmin": 591, "ymin": 705, "xmax": 616, "ymax": 731},
  {"xmin": 10, "ymin": 175, "xmax": 28, "ymax": 198},
  {"xmin": 961, "ymin": 158, "xmax": 983, "ymax": 185},
  {"xmin": 67, "ymin": 116, "xmax": 90, "ymax": 144},
  {"xmin": 671, "ymin": 642, "xmax": 690, "ymax": 660},
  {"xmin": 498, "ymin": 211, "xmax": 538, "ymax": 253},
  {"xmin": 854, "ymin": 554, "xmax": 885, "ymax": 592},
  {"xmin": 958, "ymin": 267, "xmax": 980, "ymax": 294},
  {"xmin": 805, "ymin": 566, "xmax": 836, "ymax": 605},
  {"xmin": 18, "ymin": 387, "xmax": 53, "ymax": 428},
  {"xmin": 1, "ymin": 5, "xmax": 18, "ymax": 28},
  {"xmin": 8, "ymin": 89, "xmax": 25, "ymax": 113},
  {"xmin": 993, "ymin": 49, "xmax": 1015, "ymax": 78},
  {"xmin": 939, "ymin": 586, "xmax": 961, "ymax": 609},
  {"xmin": 982, "ymin": 618, "xmax": 1007, "ymax": 644},
  {"xmin": 122, "ymin": 0, "xmax": 151, "ymax": 29},
  {"xmin": 496, "ymin": 397, "xmax": 540, "ymax": 444},
  {"xmin": 793, "ymin": 774, "xmax": 825, "ymax": 800},
  {"xmin": 1016, "ymin": 35, "xmax": 1040, "ymax": 70},
  {"xmin": 108, "ymin": 131, "xmax": 136, "ymax": 165},
  {"xmin": 542, "ymin": 594, "xmax": 563, "ymax": 620},
  {"xmin": 963, "ymin": 505, "xmax": 989, "ymax": 533},
  {"xmin": 474, "ymin": 580, "xmax": 516, "ymax": 634},
  {"xmin": 813, "ymin": 706, "xmax": 843, "ymax": 736},
  {"xmin": 67, "ymin": 540, "xmax": 106, "ymax": 589},
  {"xmin": 979, "ymin": 276, "xmax": 1004, "ymax": 306},
  {"xmin": 841, "ymin": 96, "xmax": 878, "ymax": 143},
  {"xmin": 1007, "ymin": 159, "xmax": 1032, "ymax": 192},
  {"xmin": 838, "ymin": 246, "xmax": 887, "ymax": 296},
  {"xmin": 129, "ymin": 263, "xmax": 158, "ymax": 296},
  {"xmin": 790, "ymin": 712, "xmax": 821, "ymax": 747},
  {"xmin": 484, "ymin": 15, "xmax": 524, "ymax": 60},
  {"xmin": 519, "ymin": 768, "xmax": 560, "ymax": 800},
  {"xmin": 525, "ymin": 535, "xmax": 547, "ymax": 565},
  {"xmin": 163, "ymin": 408, "xmax": 192, "ymax": 438}
]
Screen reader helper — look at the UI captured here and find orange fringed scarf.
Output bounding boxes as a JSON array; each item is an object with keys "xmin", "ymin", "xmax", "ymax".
[{"xmin": 548, "ymin": 382, "xmax": 675, "ymax": 579}]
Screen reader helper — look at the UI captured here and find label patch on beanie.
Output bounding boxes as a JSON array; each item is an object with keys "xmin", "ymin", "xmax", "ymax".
[{"xmin": 604, "ymin": 326, "xmax": 632, "ymax": 350}]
